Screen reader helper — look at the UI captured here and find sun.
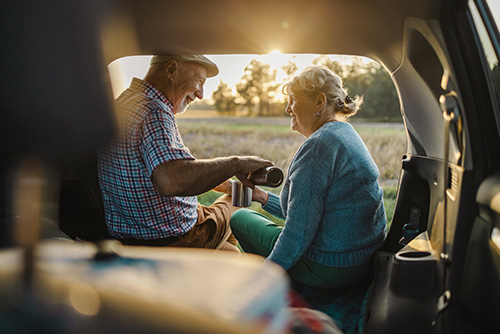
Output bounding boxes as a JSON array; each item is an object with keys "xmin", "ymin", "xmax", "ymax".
[{"xmin": 260, "ymin": 50, "xmax": 289, "ymax": 71}]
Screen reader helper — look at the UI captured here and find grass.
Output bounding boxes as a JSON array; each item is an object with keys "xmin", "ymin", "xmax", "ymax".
[
  {"xmin": 178, "ymin": 120, "xmax": 304, "ymax": 170},
  {"xmin": 178, "ymin": 116, "xmax": 406, "ymax": 227}
]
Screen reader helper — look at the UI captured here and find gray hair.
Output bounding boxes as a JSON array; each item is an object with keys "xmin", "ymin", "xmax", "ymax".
[{"xmin": 283, "ymin": 65, "xmax": 362, "ymax": 120}]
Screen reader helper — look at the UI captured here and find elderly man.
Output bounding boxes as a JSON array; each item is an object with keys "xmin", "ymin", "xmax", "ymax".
[{"xmin": 98, "ymin": 55, "xmax": 271, "ymax": 251}]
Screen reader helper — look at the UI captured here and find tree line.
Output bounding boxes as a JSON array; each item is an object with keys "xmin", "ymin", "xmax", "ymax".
[{"xmin": 211, "ymin": 55, "xmax": 402, "ymax": 122}]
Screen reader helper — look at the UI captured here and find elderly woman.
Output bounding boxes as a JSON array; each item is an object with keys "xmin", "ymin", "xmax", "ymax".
[{"xmin": 230, "ymin": 65, "xmax": 387, "ymax": 290}]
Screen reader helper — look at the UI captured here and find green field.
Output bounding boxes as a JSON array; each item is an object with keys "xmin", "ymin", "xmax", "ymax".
[{"xmin": 177, "ymin": 116, "xmax": 406, "ymax": 228}]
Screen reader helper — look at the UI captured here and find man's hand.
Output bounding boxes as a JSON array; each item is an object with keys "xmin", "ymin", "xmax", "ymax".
[{"xmin": 235, "ymin": 156, "xmax": 273, "ymax": 188}]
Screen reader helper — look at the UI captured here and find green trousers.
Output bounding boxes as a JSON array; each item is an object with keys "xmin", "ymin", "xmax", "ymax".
[{"xmin": 230, "ymin": 209, "xmax": 373, "ymax": 289}]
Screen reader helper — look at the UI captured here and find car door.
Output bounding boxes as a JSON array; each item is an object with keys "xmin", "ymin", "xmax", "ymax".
[
  {"xmin": 364, "ymin": 0, "xmax": 500, "ymax": 333},
  {"xmin": 451, "ymin": 0, "xmax": 500, "ymax": 332}
]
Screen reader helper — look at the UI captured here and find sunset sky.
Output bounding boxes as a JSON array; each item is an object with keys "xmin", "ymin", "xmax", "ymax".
[
  {"xmin": 109, "ymin": 53, "xmax": 334, "ymax": 99},
  {"xmin": 109, "ymin": 53, "xmax": 367, "ymax": 99}
]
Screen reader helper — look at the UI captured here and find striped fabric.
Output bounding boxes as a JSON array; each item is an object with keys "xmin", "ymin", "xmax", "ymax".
[{"xmin": 98, "ymin": 78, "xmax": 198, "ymax": 239}]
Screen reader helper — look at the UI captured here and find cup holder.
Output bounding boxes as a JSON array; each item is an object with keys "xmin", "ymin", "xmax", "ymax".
[
  {"xmin": 398, "ymin": 251, "xmax": 431, "ymax": 259},
  {"xmin": 395, "ymin": 250, "xmax": 435, "ymax": 264},
  {"xmin": 391, "ymin": 250, "xmax": 437, "ymax": 295}
]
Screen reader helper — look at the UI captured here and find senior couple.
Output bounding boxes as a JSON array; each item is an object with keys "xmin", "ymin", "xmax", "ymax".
[{"xmin": 98, "ymin": 55, "xmax": 386, "ymax": 293}]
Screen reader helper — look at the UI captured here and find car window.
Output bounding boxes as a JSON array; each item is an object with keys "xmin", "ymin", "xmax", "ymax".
[
  {"xmin": 485, "ymin": 0, "xmax": 500, "ymax": 33},
  {"xmin": 469, "ymin": 0, "xmax": 500, "ymax": 127}
]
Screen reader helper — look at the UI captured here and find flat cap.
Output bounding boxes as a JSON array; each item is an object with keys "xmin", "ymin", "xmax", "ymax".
[{"xmin": 150, "ymin": 54, "xmax": 219, "ymax": 77}]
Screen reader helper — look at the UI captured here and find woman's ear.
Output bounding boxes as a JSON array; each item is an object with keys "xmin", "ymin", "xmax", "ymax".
[
  {"xmin": 316, "ymin": 93, "xmax": 327, "ymax": 110},
  {"xmin": 163, "ymin": 60, "xmax": 178, "ymax": 80}
]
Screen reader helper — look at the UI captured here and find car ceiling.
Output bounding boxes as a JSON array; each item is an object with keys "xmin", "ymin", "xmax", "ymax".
[{"xmin": 101, "ymin": 0, "xmax": 445, "ymax": 72}]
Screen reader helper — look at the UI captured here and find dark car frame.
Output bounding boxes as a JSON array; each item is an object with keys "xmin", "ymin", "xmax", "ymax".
[{"xmin": 1, "ymin": 0, "xmax": 500, "ymax": 333}]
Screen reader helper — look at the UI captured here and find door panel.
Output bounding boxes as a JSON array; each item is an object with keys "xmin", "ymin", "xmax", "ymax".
[{"xmin": 457, "ymin": 173, "xmax": 500, "ymax": 333}]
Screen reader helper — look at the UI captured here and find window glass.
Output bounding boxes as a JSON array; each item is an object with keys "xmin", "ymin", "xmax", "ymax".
[
  {"xmin": 469, "ymin": 0, "xmax": 500, "ymax": 121},
  {"xmin": 486, "ymin": 0, "xmax": 500, "ymax": 34},
  {"xmin": 470, "ymin": 1, "xmax": 498, "ymax": 70}
]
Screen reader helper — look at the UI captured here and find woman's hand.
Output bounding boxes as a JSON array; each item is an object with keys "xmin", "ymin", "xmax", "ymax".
[{"xmin": 252, "ymin": 186, "xmax": 269, "ymax": 205}]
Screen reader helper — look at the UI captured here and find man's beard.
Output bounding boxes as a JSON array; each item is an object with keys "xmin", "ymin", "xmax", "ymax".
[
  {"xmin": 174, "ymin": 101, "xmax": 188, "ymax": 115},
  {"xmin": 176, "ymin": 106, "xmax": 188, "ymax": 115}
]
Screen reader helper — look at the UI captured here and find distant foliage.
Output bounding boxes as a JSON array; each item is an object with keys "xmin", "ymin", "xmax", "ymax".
[
  {"xmin": 212, "ymin": 56, "xmax": 401, "ymax": 121},
  {"xmin": 235, "ymin": 59, "xmax": 283, "ymax": 116},
  {"xmin": 212, "ymin": 81, "xmax": 237, "ymax": 115},
  {"xmin": 312, "ymin": 56, "xmax": 401, "ymax": 121}
]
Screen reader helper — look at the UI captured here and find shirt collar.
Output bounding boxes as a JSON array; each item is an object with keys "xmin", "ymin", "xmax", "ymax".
[{"xmin": 130, "ymin": 77, "xmax": 174, "ymax": 110}]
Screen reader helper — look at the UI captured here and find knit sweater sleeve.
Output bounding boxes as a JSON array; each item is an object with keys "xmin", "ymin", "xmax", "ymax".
[
  {"xmin": 266, "ymin": 134, "xmax": 332, "ymax": 270},
  {"xmin": 262, "ymin": 191, "xmax": 285, "ymax": 220}
]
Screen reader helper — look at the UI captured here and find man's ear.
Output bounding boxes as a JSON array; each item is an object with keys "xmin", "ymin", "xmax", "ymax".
[{"xmin": 163, "ymin": 60, "xmax": 178, "ymax": 80}]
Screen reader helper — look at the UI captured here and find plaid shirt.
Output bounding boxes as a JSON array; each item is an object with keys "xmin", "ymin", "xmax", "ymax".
[{"xmin": 98, "ymin": 78, "xmax": 198, "ymax": 239}]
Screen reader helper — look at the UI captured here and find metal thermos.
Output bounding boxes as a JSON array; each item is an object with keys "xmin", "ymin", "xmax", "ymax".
[
  {"xmin": 231, "ymin": 167, "xmax": 284, "ymax": 208},
  {"xmin": 249, "ymin": 166, "xmax": 284, "ymax": 187}
]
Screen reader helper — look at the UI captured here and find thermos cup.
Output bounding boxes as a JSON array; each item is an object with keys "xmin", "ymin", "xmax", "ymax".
[
  {"xmin": 231, "ymin": 180, "xmax": 253, "ymax": 207},
  {"xmin": 231, "ymin": 166, "xmax": 284, "ymax": 207}
]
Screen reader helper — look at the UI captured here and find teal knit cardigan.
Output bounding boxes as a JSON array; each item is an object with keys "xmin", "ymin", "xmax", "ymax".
[{"xmin": 263, "ymin": 121, "xmax": 387, "ymax": 270}]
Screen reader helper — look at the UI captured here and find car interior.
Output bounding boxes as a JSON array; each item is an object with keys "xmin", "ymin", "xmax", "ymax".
[{"xmin": 1, "ymin": 0, "xmax": 500, "ymax": 333}]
